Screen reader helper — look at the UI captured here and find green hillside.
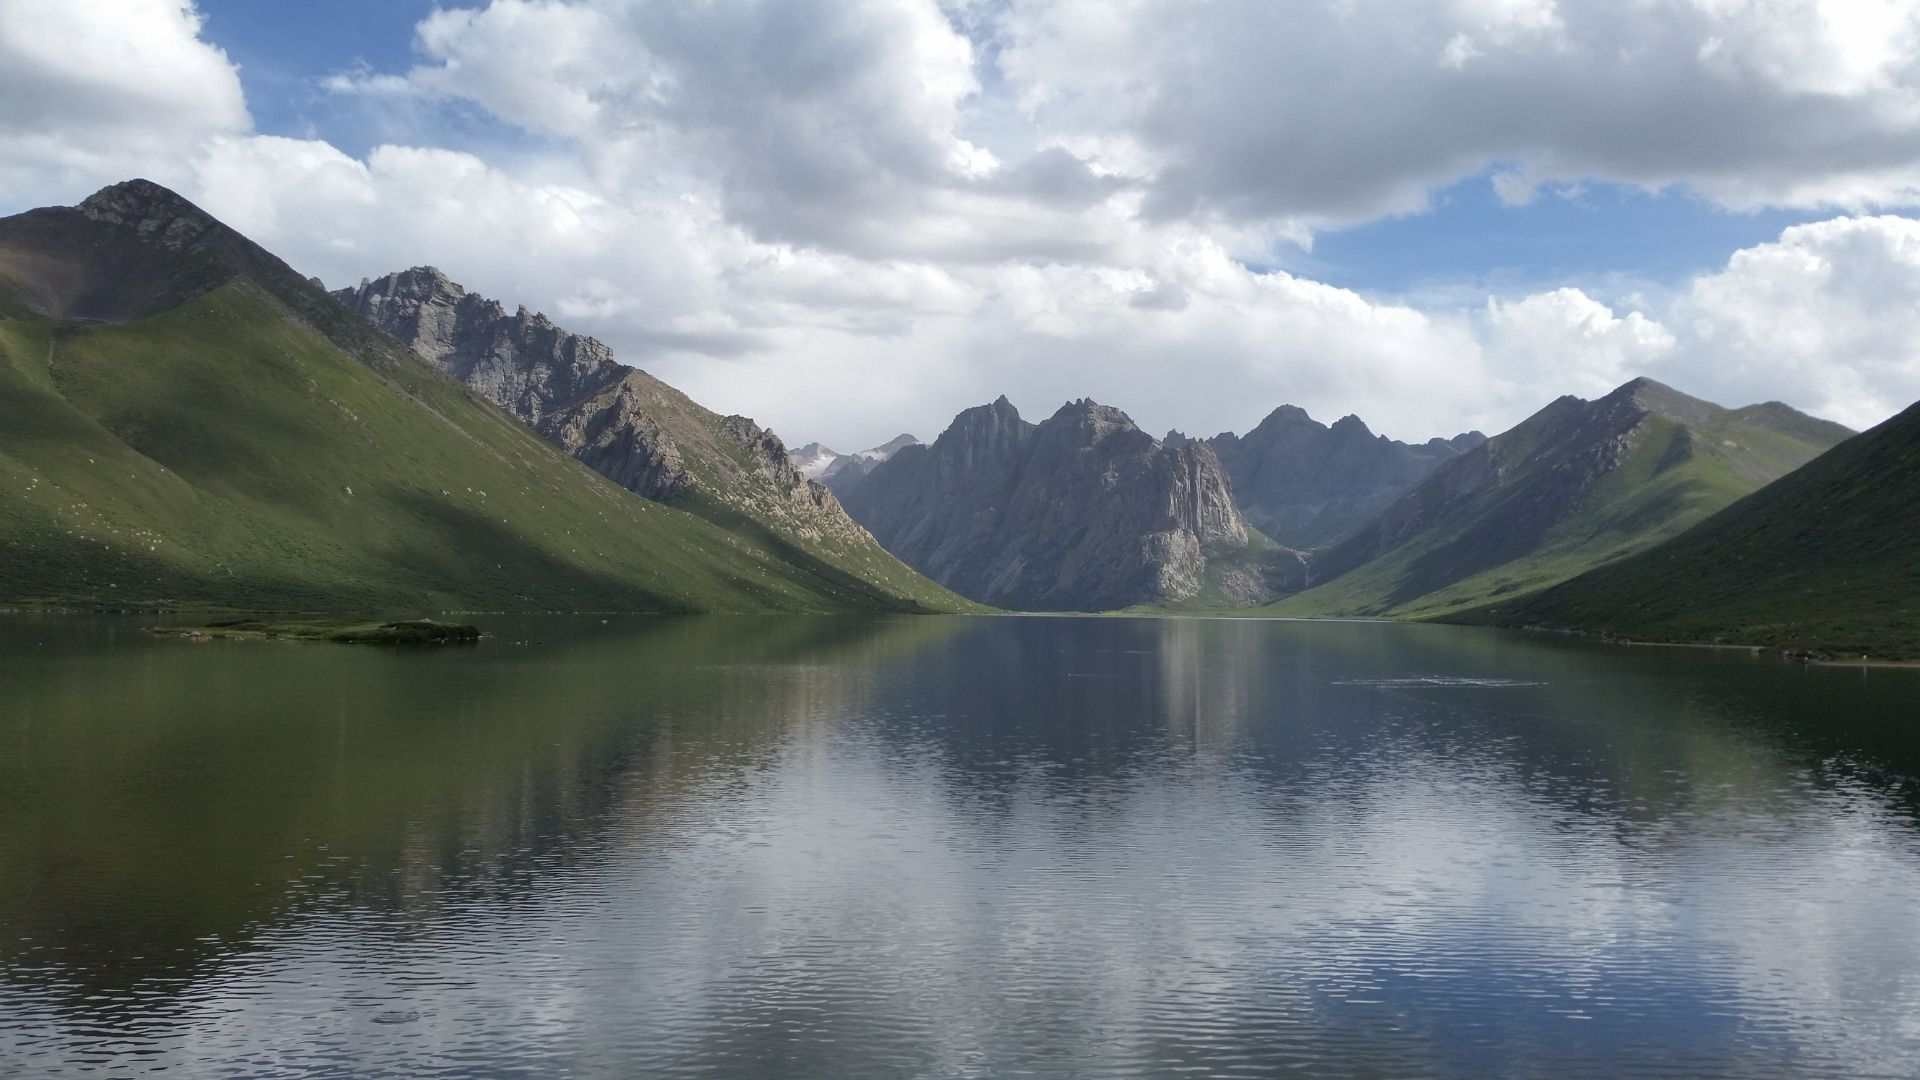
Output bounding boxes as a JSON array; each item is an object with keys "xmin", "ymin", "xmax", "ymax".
[
  {"xmin": 1266, "ymin": 379, "xmax": 1850, "ymax": 619},
  {"xmin": 1473, "ymin": 399, "xmax": 1920, "ymax": 658},
  {"xmin": 0, "ymin": 198, "xmax": 969, "ymax": 613}
]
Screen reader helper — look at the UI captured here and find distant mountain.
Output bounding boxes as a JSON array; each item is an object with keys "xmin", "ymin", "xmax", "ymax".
[
  {"xmin": 839, "ymin": 397, "xmax": 1285, "ymax": 610},
  {"xmin": 334, "ymin": 267, "xmax": 965, "ymax": 610},
  {"xmin": 789, "ymin": 442, "xmax": 843, "ymax": 479},
  {"xmin": 1271, "ymin": 378, "xmax": 1852, "ymax": 618},
  {"xmin": 1474, "ymin": 397, "xmax": 1920, "ymax": 658},
  {"xmin": 1208, "ymin": 407, "xmax": 1484, "ymax": 547},
  {"xmin": 788, "ymin": 433, "xmax": 921, "ymax": 494},
  {"xmin": 0, "ymin": 181, "xmax": 966, "ymax": 613}
]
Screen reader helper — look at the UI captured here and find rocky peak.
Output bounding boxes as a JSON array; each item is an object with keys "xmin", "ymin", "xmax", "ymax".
[
  {"xmin": 334, "ymin": 268, "xmax": 622, "ymax": 423},
  {"xmin": 840, "ymin": 394, "xmax": 1250, "ymax": 610},
  {"xmin": 1207, "ymin": 403, "xmax": 1478, "ymax": 549},
  {"xmin": 76, "ymin": 179, "xmax": 222, "ymax": 251}
]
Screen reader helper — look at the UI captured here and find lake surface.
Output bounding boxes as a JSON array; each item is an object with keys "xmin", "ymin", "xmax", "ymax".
[{"xmin": 4, "ymin": 614, "xmax": 1920, "ymax": 1078}]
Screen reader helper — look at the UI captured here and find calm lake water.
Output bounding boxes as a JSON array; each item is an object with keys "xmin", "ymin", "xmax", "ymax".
[{"xmin": 3, "ymin": 614, "xmax": 1920, "ymax": 1078}]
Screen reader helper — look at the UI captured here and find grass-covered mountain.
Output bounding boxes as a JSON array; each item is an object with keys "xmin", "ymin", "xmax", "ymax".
[
  {"xmin": 1472, "ymin": 398, "xmax": 1920, "ymax": 658},
  {"xmin": 1208, "ymin": 407, "xmax": 1484, "ymax": 548},
  {"xmin": 332, "ymin": 267, "xmax": 961, "ymax": 608},
  {"xmin": 1269, "ymin": 378, "xmax": 1852, "ymax": 618},
  {"xmin": 0, "ymin": 180, "xmax": 968, "ymax": 613},
  {"xmin": 839, "ymin": 397, "xmax": 1288, "ymax": 610}
]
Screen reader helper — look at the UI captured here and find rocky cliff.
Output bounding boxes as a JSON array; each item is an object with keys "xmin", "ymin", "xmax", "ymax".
[
  {"xmin": 838, "ymin": 397, "xmax": 1256, "ymax": 610},
  {"xmin": 334, "ymin": 268, "xmax": 893, "ymax": 553},
  {"xmin": 1207, "ymin": 407, "xmax": 1483, "ymax": 548}
]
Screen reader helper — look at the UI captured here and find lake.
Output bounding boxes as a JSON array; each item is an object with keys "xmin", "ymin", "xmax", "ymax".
[{"xmin": 3, "ymin": 614, "xmax": 1919, "ymax": 1078}]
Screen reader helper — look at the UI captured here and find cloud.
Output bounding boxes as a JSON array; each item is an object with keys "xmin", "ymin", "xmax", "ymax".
[
  {"xmin": 997, "ymin": 0, "xmax": 1920, "ymax": 226},
  {"xmin": 1673, "ymin": 215, "xmax": 1920, "ymax": 429},
  {"xmin": 3, "ymin": 0, "xmax": 1920, "ymax": 452},
  {"xmin": 0, "ymin": 0, "xmax": 248, "ymax": 204}
]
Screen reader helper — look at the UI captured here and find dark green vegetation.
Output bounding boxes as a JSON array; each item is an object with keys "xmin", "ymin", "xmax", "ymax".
[
  {"xmin": 1478, "ymin": 398, "xmax": 1920, "ymax": 659},
  {"xmin": 149, "ymin": 618, "xmax": 482, "ymax": 645},
  {"xmin": 0, "ymin": 181, "xmax": 970, "ymax": 613},
  {"xmin": 1268, "ymin": 378, "xmax": 1851, "ymax": 620}
]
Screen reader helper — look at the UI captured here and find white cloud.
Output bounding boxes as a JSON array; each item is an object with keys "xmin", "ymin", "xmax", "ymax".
[
  {"xmin": 0, "ymin": 0, "xmax": 247, "ymax": 205},
  {"xmin": 1674, "ymin": 215, "xmax": 1920, "ymax": 428},
  {"xmin": 4, "ymin": 0, "xmax": 1920, "ymax": 452},
  {"xmin": 998, "ymin": 0, "xmax": 1920, "ymax": 224}
]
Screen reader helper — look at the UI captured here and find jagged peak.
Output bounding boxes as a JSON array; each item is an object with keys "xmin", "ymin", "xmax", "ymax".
[
  {"xmin": 1050, "ymin": 397, "xmax": 1135, "ymax": 426},
  {"xmin": 1329, "ymin": 413, "xmax": 1374, "ymax": 438}
]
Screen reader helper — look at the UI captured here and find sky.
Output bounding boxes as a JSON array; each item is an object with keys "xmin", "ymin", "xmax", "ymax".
[{"xmin": 5, "ymin": 1, "xmax": 1920, "ymax": 451}]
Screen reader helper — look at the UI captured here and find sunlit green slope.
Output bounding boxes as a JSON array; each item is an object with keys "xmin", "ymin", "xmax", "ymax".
[{"xmin": 0, "ymin": 280, "xmax": 959, "ymax": 613}]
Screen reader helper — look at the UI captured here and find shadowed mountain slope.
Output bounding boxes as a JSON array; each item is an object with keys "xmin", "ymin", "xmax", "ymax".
[
  {"xmin": 1268, "ymin": 378, "xmax": 1851, "ymax": 619},
  {"xmin": 1471, "ymin": 397, "xmax": 1920, "ymax": 658}
]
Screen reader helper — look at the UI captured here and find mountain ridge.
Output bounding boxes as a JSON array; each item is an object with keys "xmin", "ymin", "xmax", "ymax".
[
  {"xmin": 0, "ymin": 181, "xmax": 968, "ymax": 613},
  {"xmin": 333, "ymin": 266, "xmax": 968, "ymax": 608},
  {"xmin": 1268, "ymin": 376, "xmax": 1851, "ymax": 619},
  {"xmin": 838, "ymin": 395, "xmax": 1268, "ymax": 610},
  {"xmin": 1468, "ymin": 395, "xmax": 1920, "ymax": 657},
  {"xmin": 1206, "ymin": 404, "xmax": 1485, "ymax": 548}
]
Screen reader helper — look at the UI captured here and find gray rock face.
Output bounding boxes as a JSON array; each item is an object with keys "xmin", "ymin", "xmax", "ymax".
[
  {"xmin": 839, "ymin": 397, "xmax": 1250, "ymax": 610},
  {"xmin": 335, "ymin": 268, "xmax": 874, "ymax": 547},
  {"xmin": 337, "ymin": 267, "xmax": 624, "ymax": 426},
  {"xmin": 1207, "ymin": 406, "xmax": 1484, "ymax": 548}
]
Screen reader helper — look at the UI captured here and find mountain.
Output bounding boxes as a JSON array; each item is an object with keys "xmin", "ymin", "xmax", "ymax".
[
  {"xmin": 788, "ymin": 434, "xmax": 921, "ymax": 493},
  {"xmin": 332, "ymin": 267, "xmax": 965, "ymax": 609},
  {"xmin": 1269, "ymin": 378, "xmax": 1853, "ymax": 619},
  {"xmin": 837, "ymin": 397, "xmax": 1279, "ymax": 610},
  {"xmin": 1207, "ymin": 407, "xmax": 1484, "ymax": 547},
  {"xmin": 0, "ymin": 180, "xmax": 966, "ymax": 613},
  {"xmin": 1473, "ymin": 398, "xmax": 1920, "ymax": 658},
  {"xmin": 789, "ymin": 442, "xmax": 843, "ymax": 479}
]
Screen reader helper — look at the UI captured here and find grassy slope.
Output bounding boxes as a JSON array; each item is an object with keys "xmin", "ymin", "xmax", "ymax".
[
  {"xmin": 1265, "ymin": 393, "xmax": 1845, "ymax": 620},
  {"xmin": 0, "ymin": 282, "xmax": 965, "ymax": 613},
  {"xmin": 1472, "ymin": 401, "xmax": 1920, "ymax": 658}
]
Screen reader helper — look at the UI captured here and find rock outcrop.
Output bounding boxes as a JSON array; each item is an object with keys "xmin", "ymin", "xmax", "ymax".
[
  {"xmin": 1207, "ymin": 407, "xmax": 1483, "ymax": 548},
  {"xmin": 838, "ymin": 397, "xmax": 1253, "ymax": 610},
  {"xmin": 334, "ymin": 267, "xmax": 878, "ymax": 549}
]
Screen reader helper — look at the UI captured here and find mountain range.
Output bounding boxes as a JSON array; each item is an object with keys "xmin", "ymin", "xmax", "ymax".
[
  {"xmin": 0, "ymin": 181, "xmax": 967, "ymax": 613},
  {"xmin": 837, "ymin": 397, "xmax": 1275, "ymax": 610},
  {"xmin": 1269, "ymin": 378, "xmax": 1851, "ymax": 619},
  {"xmin": 789, "ymin": 434, "xmax": 921, "ymax": 495},
  {"xmin": 3, "ymin": 178, "xmax": 1910, "ymax": 655},
  {"xmin": 1207, "ymin": 408, "xmax": 1485, "ymax": 548}
]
